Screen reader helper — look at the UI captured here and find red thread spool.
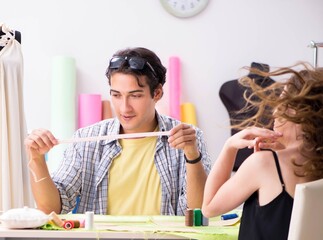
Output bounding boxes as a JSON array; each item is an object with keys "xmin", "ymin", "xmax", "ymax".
[{"xmin": 63, "ymin": 220, "xmax": 74, "ymax": 230}]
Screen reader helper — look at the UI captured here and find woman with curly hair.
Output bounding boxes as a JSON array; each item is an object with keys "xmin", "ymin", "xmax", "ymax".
[{"xmin": 202, "ymin": 63, "xmax": 323, "ymax": 240}]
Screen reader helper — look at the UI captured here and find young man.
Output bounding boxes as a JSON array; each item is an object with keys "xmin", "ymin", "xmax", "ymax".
[{"xmin": 25, "ymin": 47, "xmax": 211, "ymax": 215}]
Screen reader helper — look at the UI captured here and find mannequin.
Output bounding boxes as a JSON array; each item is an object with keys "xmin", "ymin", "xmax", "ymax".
[
  {"xmin": 0, "ymin": 26, "xmax": 21, "ymax": 51},
  {"xmin": 0, "ymin": 23, "xmax": 34, "ymax": 211},
  {"xmin": 14, "ymin": 30, "xmax": 21, "ymax": 44},
  {"xmin": 219, "ymin": 62, "xmax": 275, "ymax": 171}
]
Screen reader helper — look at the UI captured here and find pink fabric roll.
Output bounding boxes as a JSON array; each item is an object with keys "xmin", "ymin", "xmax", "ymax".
[
  {"xmin": 78, "ymin": 94, "xmax": 102, "ymax": 128},
  {"xmin": 169, "ymin": 56, "xmax": 181, "ymax": 120}
]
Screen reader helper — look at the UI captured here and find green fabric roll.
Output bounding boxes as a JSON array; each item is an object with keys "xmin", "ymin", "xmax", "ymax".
[{"xmin": 47, "ymin": 56, "xmax": 76, "ymax": 173}]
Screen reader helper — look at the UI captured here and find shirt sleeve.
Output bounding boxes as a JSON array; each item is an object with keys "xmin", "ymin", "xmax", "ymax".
[{"xmin": 51, "ymin": 142, "xmax": 83, "ymax": 214}]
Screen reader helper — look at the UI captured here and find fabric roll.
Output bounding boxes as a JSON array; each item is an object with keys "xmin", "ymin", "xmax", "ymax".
[
  {"xmin": 181, "ymin": 103, "xmax": 197, "ymax": 126},
  {"xmin": 48, "ymin": 56, "xmax": 76, "ymax": 173},
  {"xmin": 78, "ymin": 94, "xmax": 102, "ymax": 128},
  {"xmin": 169, "ymin": 56, "xmax": 181, "ymax": 120},
  {"xmin": 102, "ymin": 100, "xmax": 113, "ymax": 119}
]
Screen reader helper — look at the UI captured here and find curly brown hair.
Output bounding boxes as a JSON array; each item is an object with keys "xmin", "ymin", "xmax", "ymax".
[{"xmin": 234, "ymin": 62, "xmax": 323, "ymax": 179}]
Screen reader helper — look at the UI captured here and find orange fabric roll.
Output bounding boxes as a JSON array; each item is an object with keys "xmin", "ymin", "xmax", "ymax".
[
  {"xmin": 181, "ymin": 103, "xmax": 197, "ymax": 126},
  {"xmin": 102, "ymin": 100, "xmax": 113, "ymax": 119}
]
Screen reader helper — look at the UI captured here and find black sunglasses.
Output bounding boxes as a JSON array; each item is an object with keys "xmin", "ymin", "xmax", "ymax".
[{"xmin": 108, "ymin": 56, "xmax": 157, "ymax": 77}]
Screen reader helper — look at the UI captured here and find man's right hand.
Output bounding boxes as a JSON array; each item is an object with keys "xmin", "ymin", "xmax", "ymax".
[
  {"xmin": 25, "ymin": 129, "xmax": 58, "ymax": 157},
  {"xmin": 25, "ymin": 129, "xmax": 62, "ymax": 214}
]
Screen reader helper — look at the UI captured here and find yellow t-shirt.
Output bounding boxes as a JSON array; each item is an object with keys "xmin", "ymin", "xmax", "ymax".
[{"xmin": 107, "ymin": 136, "xmax": 161, "ymax": 215}]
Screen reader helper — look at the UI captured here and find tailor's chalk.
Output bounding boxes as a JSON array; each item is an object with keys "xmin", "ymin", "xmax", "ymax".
[{"xmin": 221, "ymin": 213, "xmax": 239, "ymax": 220}]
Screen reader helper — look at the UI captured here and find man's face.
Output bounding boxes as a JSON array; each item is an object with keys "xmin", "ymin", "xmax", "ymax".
[{"xmin": 110, "ymin": 72, "xmax": 160, "ymax": 134}]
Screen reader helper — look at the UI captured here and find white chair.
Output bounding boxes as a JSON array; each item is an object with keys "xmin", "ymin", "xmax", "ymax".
[{"xmin": 288, "ymin": 178, "xmax": 323, "ymax": 240}]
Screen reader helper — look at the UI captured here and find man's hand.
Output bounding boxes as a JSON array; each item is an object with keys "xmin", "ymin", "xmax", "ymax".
[
  {"xmin": 168, "ymin": 124, "xmax": 199, "ymax": 159},
  {"xmin": 25, "ymin": 129, "xmax": 58, "ymax": 158}
]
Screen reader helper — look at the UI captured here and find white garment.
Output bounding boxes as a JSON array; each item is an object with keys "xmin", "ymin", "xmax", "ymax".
[{"xmin": 0, "ymin": 23, "xmax": 34, "ymax": 211}]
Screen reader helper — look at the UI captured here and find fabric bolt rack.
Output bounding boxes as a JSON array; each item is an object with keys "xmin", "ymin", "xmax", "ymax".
[{"xmin": 308, "ymin": 40, "xmax": 323, "ymax": 68}]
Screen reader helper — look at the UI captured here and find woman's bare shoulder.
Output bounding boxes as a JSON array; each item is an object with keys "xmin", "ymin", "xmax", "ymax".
[{"xmin": 244, "ymin": 150, "xmax": 275, "ymax": 167}]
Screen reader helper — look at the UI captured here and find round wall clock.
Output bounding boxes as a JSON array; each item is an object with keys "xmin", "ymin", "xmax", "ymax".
[{"xmin": 160, "ymin": 0, "xmax": 210, "ymax": 18}]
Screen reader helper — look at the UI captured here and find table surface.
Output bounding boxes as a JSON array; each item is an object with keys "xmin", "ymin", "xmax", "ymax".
[{"xmin": 0, "ymin": 214, "xmax": 240, "ymax": 240}]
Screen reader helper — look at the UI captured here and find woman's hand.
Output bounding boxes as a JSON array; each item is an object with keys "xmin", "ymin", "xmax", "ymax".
[{"xmin": 227, "ymin": 127, "xmax": 283, "ymax": 152}]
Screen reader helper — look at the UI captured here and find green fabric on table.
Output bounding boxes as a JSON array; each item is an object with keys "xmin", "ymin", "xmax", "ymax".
[
  {"xmin": 167, "ymin": 224, "xmax": 239, "ymax": 240},
  {"xmin": 172, "ymin": 232, "xmax": 237, "ymax": 240},
  {"xmin": 58, "ymin": 214, "xmax": 239, "ymax": 239},
  {"xmin": 39, "ymin": 223, "xmax": 63, "ymax": 230}
]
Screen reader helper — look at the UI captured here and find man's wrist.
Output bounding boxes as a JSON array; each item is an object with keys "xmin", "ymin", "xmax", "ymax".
[{"xmin": 185, "ymin": 152, "xmax": 202, "ymax": 164}]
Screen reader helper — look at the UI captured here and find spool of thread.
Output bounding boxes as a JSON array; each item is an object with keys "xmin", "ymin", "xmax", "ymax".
[
  {"xmin": 202, "ymin": 215, "xmax": 209, "ymax": 226},
  {"xmin": 50, "ymin": 211, "xmax": 64, "ymax": 227},
  {"xmin": 194, "ymin": 208, "xmax": 202, "ymax": 226},
  {"xmin": 79, "ymin": 219, "xmax": 85, "ymax": 228},
  {"xmin": 63, "ymin": 220, "xmax": 74, "ymax": 230},
  {"xmin": 72, "ymin": 220, "xmax": 80, "ymax": 228},
  {"xmin": 221, "ymin": 213, "xmax": 239, "ymax": 220},
  {"xmin": 185, "ymin": 208, "xmax": 194, "ymax": 227},
  {"xmin": 85, "ymin": 211, "xmax": 94, "ymax": 230}
]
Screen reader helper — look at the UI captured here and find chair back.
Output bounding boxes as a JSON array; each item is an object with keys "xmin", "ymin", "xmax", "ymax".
[{"xmin": 288, "ymin": 178, "xmax": 323, "ymax": 240}]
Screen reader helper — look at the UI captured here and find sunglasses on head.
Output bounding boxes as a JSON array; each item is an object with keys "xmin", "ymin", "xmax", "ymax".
[{"xmin": 108, "ymin": 56, "xmax": 157, "ymax": 77}]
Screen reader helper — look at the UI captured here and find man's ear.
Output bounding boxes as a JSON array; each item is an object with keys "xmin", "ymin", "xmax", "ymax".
[{"xmin": 153, "ymin": 84, "xmax": 164, "ymax": 101}]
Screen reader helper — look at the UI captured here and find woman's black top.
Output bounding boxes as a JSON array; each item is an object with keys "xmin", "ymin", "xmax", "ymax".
[{"xmin": 238, "ymin": 151, "xmax": 294, "ymax": 240}]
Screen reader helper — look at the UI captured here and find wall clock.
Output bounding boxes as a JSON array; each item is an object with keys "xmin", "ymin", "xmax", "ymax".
[{"xmin": 160, "ymin": 0, "xmax": 210, "ymax": 18}]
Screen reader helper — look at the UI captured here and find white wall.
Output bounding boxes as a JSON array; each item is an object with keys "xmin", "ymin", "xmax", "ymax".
[{"xmin": 2, "ymin": 0, "xmax": 323, "ymax": 164}]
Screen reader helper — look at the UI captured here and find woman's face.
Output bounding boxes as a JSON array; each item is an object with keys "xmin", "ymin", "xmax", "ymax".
[{"xmin": 273, "ymin": 108, "xmax": 303, "ymax": 146}]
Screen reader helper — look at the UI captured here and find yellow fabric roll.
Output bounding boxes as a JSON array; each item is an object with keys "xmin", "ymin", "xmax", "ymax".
[{"xmin": 181, "ymin": 103, "xmax": 197, "ymax": 126}]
